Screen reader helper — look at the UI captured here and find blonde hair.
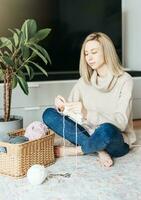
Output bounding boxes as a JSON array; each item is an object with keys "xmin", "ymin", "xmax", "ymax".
[{"xmin": 79, "ymin": 32, "xmax": 124, "ymax": 84}]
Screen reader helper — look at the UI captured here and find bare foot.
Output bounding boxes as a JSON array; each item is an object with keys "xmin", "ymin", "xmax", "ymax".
[
  {"xmin": 98, "ymin": 151, "xmax": 113, "ymax": 168},
  {"xmin": 54, "ymin": 146, "xmax": 83, "ymax": 158}
]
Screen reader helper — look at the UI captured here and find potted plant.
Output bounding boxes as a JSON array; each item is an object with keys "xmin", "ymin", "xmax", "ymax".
[{"xmin": 0, "ymin": 19, "xmax": 51, "ymax": 134}]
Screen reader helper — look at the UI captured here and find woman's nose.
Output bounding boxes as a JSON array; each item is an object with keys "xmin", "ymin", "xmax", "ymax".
[{"xmin": 88, "ymin": 54, "xmax": 93, "ymax": 61}]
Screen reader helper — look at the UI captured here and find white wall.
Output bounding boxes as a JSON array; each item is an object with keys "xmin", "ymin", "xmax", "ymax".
[{"xmin": 122, "ymin": 0, "xmax": 141, "ymax": 70}]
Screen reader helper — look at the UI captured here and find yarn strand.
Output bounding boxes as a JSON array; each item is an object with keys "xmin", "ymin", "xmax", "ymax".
[
  {"xmin": 62, "ymin": 115, "xmax": 66, "ymax": 157},
  {"xmin": 75, "ymin": 121, "xmax": 78, "ymax": 171}
]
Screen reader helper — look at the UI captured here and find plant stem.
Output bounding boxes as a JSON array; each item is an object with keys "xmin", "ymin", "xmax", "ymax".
[{"xmin": 3, "ymin": 67, "xmax": 13, "ymax": 121}]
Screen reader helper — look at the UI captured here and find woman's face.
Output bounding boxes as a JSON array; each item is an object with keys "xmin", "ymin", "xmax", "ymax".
[{"xmin": 84, "ymin": 40, "xmax": 105, "ymax": 70}]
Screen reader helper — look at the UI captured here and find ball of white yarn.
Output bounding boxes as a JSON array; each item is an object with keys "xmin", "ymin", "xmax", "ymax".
[{"xmin": 27, "ymin": 164, "xmax": 47, "ymax": 185}]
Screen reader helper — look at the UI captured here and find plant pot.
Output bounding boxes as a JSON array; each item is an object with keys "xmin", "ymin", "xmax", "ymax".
[{"xmin": 0, "ymin": 115, "xmax": 23, "ymax": 134}]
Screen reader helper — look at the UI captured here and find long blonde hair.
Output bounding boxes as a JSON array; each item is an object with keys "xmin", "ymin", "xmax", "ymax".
[{"xmin": 79, "ymin": 32, "xmax": 124, "ymax": 84}]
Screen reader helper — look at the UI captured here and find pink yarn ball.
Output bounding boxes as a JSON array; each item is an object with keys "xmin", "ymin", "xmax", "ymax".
[{"xmin": 25, "ymin": 121, "xmax": 49, "ymax": 141}]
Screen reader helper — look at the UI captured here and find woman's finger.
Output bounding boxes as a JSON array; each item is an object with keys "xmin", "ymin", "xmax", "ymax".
[
  {"xmin": 56, "ymin": 95, "xmax": 66, "ymax": 103},
  {"xmin": 55, "ymin": 99, "xmax": 64, "ymax": 108}
]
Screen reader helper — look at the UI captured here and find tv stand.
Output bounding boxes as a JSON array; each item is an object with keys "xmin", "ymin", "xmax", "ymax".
[{"xmin": 0, "ymin": 71, "xmax": 141, "ymax": 127}]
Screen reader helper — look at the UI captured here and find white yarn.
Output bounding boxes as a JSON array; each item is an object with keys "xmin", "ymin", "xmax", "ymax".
[
  {"xmin": 62, "ymin": 115, "xmax": 66, "ymax": 157},
  {"xmin": 75, "ymin": 121, "xmax": 78, "ymax": 171},
  {"xmin": 61, "ymin": 105, "xmax": 83, "ymax": 172},
  {"xmin": 63, "ymin": 107, "xmax": 79, "ymax": 170},
  {"xmin": 27, "ymin": 164, "xmax": 47, "ymax": 185}
]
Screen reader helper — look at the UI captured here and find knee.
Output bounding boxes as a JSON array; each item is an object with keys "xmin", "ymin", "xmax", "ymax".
[
  {"xmin": 100, "ymin": 123, "xmax": 118, "ymax": 130},
  {"xmin": 97, "ymin": 123, "xmax": 120, "ymax": 139},
  {"xmin": 42, "ymin": 108, "xmax": 57, "ymax": 125}
]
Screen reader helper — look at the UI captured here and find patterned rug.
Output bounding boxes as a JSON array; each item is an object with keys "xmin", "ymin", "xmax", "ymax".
[{"xmin": 0, "ymin": 129, "xmax": 141, "ymax": 200}]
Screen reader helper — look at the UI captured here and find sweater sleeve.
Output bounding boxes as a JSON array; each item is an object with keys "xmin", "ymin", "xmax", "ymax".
[
  {"xmin": 97, "ymin": 78, "xmax": 133, "ymax": 131},
  {"xmin": 67, "ymin": 79, "xmax": 88, "ymax": 119}
]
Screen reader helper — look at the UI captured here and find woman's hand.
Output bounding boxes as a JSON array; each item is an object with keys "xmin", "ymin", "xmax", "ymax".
[
  {"xmin": 65, "ymin": 102, "xmax": 88, "ymax": 123},
  {"xmin": 55, "ymin": 96, "xmax": 83, "ymax": 115},
  {"xmin": 54, "ymin": 95, "xmax": 66, "ymax": 112}
]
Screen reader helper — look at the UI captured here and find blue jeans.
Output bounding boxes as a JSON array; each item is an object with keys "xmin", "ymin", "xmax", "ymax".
[{"xmin": 42, "ymin": 108, "xmax": 129, "ymax": 158}]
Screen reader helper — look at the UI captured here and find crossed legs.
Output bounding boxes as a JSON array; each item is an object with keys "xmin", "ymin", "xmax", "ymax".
[{"xmin": 43, "ymin": 108, "xmax": 129, "ymax": 167}]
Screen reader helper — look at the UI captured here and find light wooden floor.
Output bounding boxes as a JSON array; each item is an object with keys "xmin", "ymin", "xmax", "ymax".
[{"xmin": 133, "ymin": 119, "xmax": 141, "ymax": 129}]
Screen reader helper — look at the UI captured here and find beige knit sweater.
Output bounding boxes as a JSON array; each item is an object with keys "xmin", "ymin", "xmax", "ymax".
[{"xmin": 68, "ymin": 71, "xmax": 136, "ymax": 146}]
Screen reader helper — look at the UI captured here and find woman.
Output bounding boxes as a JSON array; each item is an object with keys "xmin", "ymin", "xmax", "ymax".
[{"xmin": 42, "ymin": 32, "xmax": 136, "ymax": 167}]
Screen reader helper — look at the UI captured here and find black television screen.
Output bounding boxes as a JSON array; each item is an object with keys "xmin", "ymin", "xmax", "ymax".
[{"xmin": 0, "ymin": 0, "xmax": 121, "ymax": 81}]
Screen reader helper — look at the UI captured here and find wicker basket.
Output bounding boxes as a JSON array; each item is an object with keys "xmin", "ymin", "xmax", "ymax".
[{"xmin": 0, "ymin": 129, "xmax": 55, "ymax": 178}]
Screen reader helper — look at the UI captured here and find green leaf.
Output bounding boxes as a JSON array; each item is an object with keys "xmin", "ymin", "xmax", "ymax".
[
  {"xmin": 31, "ymin": 43, "xmax": 51, "ymax": 64},
  {"xmin": 20, "ymin": 30, "xmax": 26, "ymax": 46},
  {"xmin": 12, "ymin": 75, "xmax": 18, "ymax": 89},
  {"xmin": 29, "ymin": 28, "xmax": 51, "ymax": 43},
  {"xmin": 0, "ymin": 37, "xmax": 13, "ymax": 51},
  {"xmin": 8, "ymin": 28, "xmax": 15, "ymax": 35},
  {"xmin": 8, "ymin": 29, "xmax": 19, "ymax": 47},
  {"xmin": 2, "ymin": 56, "xmax": 15, "ymax": 66},
  {"xmin": 24, "ymin": 64, "xmax": 35, "ymax": 80},
  {"xmin": 15, "ymin": 28, "xmax": 21, "ymax": 35},
  {"xmin": 14, "ymin": 28, "xmax": 22, "ymax": 46},
  {"xmin": 21, "ymin": 46, "xmax": 30, "ymax": 60},
  {"xmin": 7, "ymin": 37, "xmax": 15, "ymax": 49},
  {"xmin": 29, "ymin": 46, "xmax": 47, "ymax": 64},
  {"xmin": 3, "ymin": 51, "xmax": 10, "ymax": 56},
  {"xmin": 30, "ymin": 51, "xmax": 36, "ymax": 59},
  {"xmin": 13, "ymin": 32, "xmax": 19, "ymax": 47},
  {"xmin": 28, "ymin": 61, "xmax": 48, "ymax": 76},
  {"xmin": 17, "ymin": 70, "xmax": 26, "ymax": 79},
  {"xmin": 29, "ymin": 67, "xmax": 34, "ymax": 80},
  {"xmin": 21, "ymin": 19, "xmax": 37, "ymax": 41},
  {"xmin": 24, "ymin": 64, "xmax": 31, "ymax": 77},
  {"xmin": 24, "ymin": 65, "xmax": 34, "ymax": 80},
  {"xmin": 16, "ymin": 74, "xmax": 29, "ymax": 95}
]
